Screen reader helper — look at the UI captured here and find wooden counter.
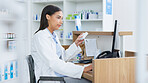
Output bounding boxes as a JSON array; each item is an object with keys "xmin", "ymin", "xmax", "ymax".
[{"xmin": 82, "ymin": 58, "xmax": 135, "ymax": 83}]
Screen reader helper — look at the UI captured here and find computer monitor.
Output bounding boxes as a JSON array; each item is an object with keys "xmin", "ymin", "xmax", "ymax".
[{"xmin": 112, "ymin": 20, "xmax": 117, "ymax": 53}]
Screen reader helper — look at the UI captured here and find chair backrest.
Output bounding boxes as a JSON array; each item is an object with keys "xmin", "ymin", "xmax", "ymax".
[{"xmin": 27, "ymin": 55, "xmax": 36, "ymax": 83}]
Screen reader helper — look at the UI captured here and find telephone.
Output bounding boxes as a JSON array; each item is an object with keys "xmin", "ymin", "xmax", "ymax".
[
  {"xmin": 96, "ymin": 50, "xmax": 119, "ymax": 59},
  {"xmin": 78, "ymin": 50, "xmax": 119, "ymax": 64}
]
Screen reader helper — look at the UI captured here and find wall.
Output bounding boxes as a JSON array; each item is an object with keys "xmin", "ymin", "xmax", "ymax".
[{"xmin": 113, "ymin": 0, "xmax": 137, "ymax": 51}]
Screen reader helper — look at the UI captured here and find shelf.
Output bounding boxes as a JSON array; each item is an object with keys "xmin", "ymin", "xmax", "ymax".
[
  {"xmin": 0, "ymin": 19, "xmax": 16, "ymax": 22},
  {"xmin": 3, "ymin": 39, "xmax": 15, "ymax": 41},
  {"xmin": 33, "ymin": 19, "xmax": 102, "ymax": 22},
  {"xmin": 66, "ymin": 0, "xmax": 101, "ymax": 2},
  {"xmin": 33, "ymin": 20, "xmax": 64, "ymax": 22},
  {"xmin": 16, "ymin": 0, "xmax": 26, "ymax": 3},
  {"xmin": 33, "ymin": 20, "xmax": 40, "ymax": 22},
  {"xmin": 65, "ymin": 19, "xmax": 103, "ymax": 22},
  {"xmin": 0, "ymin": 15, "xmax": 16, "ymax": 23},
  {"xmin": 33, "ymin": 0, "xmax": 64, "ymax": 4},
  {"xmin": 82, "ymin": 19, "xmax": 103, "ymax": 22},
  {"xmin": 65, "ymin": 38, "xmax": 73, "ymax": 40},
  {"xmin": 59, "ymin": 38, "xmax": 63, "ymax": 40},
  {"xmin": 0, "ymin": 18, "xmax": 16, "ymax": 22}
]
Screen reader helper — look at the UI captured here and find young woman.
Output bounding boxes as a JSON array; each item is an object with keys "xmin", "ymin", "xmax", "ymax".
[{"xmin": 31, "ymin": 5, "xmax": 92, "ymax": 83}]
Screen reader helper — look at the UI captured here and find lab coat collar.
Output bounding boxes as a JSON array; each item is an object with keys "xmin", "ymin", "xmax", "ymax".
[
  {"xmin": 42, "ymin": 28, "xmax": 52, "ymax": 38},
  {"xmin": 46, "ymin": 28, "xmax": 56, "ymax": 39},
  {"xmin": 42, "ymin": 28, "xmax": 60, "ymax": 44}
]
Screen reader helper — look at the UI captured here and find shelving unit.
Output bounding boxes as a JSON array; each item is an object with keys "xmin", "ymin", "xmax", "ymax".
[
  {"xmin": 0, "ymin": 2, "xmax": 18, "ymax": 83},
  {"xmin": 0, "ymin": 0, "xmax": 28, "ymax": 83},
  {"xmin": 31, "ymin": 0, "xmax": 113, "ymax": 45}
]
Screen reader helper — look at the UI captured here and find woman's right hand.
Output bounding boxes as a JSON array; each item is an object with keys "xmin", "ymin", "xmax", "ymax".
[
  {"xmin": 75, "ymin": 33, "xmax": 84, "ymax": 47},
  {"xmin": 83, "ymin": 64, "xmax": 92, "ymax": 73}
]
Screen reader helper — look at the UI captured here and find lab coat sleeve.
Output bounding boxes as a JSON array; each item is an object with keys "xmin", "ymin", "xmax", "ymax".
[
  {"xmin": 35, "ymin": 35, "xmax": 84, "ymax": 79},
  {"xmin": 63, "ymin": 43, "xmax": 82, "ymax": 61},
  {"xmin": 55, "ymin": 33, "xmax": 82, "ymax": 61}
]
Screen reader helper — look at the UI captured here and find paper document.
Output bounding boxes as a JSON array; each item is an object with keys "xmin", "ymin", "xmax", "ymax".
[{"xmin": 85, "ymin": 39, "xmax": 97, "ymax": 56}]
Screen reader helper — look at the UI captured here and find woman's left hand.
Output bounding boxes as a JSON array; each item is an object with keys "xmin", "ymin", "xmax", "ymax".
[{"xmin": 75, "ymin": 33, "xmax": 84, "ymax": 47}]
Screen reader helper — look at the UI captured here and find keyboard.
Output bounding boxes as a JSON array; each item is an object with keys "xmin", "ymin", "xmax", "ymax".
[{"xmin": 78, "ymin": 59, "xmax": 92, "ymax": 64}]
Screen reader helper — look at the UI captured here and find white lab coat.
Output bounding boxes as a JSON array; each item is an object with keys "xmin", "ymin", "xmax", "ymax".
[{"xmin": 31, "ymin": 29, "xmax": 84, "ymax": 83}]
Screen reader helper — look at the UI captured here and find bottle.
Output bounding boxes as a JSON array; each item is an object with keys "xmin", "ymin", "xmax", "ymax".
[
  {"xmin": 60, "ymin": 31, "xmax": 63, "ymax": 38},
  {"xmin": 70, "ymin": 32, "xmax": 72, "ymax": 39},
  {"xmin": 10, "ymin": 62, "xmax": 13, "ymax": 79},
  {"xmin": 35, "ymin": 14, "xmax": 38, "ymax": 20},
  {"xmin": 75, "ymin": 15, "xmax": 81, "ymax": 31},
  {"xmin": 76, "ymin": 53, "xmax": 82, "ymax": 61},
  {"xmin": 8, "ymin": 40, "xmax": 16, "ymax": 51},
  {"xmin": 15, "ymin": 61, "xmax": 18, "ymax": 77},
  {"xmin": 4, "ymin": 65, "xmax": 8, "ymax": 80},
  {"xmin": 96, "ymin": 12, "xmax": 98, "ymax": 19}
]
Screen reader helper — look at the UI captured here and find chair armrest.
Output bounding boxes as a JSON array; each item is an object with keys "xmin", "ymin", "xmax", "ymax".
[{"xmin": 39, "ymin": 76, "xmax": 65, "ymax": 81}]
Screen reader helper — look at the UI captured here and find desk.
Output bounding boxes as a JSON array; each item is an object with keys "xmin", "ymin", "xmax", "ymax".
[
  {"xmin": 82, "ymin": 71, "xmax": 93, "ymax": 81},
  {"xmin": 81, "ymin": 57, "xmax": 135, "ymax": 83}
]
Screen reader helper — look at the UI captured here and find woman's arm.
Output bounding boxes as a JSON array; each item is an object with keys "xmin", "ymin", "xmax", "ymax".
[{"xmin": 62, "ymin": 34, "xmax": 84, "ymax": 61}]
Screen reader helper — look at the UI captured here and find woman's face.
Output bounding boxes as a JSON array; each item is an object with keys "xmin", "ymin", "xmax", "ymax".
[{"xmin": 47, "ymin": 11, "xmax": 63, "ymax": 31}]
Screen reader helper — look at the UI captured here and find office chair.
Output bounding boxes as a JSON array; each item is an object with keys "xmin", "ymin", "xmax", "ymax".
[{"xmin": 27, "ymin": 55, "xmax": 66, "ymax": 83}]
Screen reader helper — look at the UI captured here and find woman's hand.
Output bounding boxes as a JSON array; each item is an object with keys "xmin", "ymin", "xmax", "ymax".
[
  {"xmin": 83, "ymin": 64, "xmax": 92, "ymax": 73},
  {"xmin": 75, "ymin": 33, "xmax": 84, "ymax": 47}
]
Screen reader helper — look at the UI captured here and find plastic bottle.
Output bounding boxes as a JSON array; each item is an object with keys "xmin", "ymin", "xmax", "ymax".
[
  {"xmin": 96, "ymin": 12, "xmax": 98, "ymax": 19},
  {"xmin": 35, "ymin": 14, "xmax": 38, "ymax": 20},
  {"xmin": 60, "ymin": 31, "xmax": 63, "ymax": 38},
  {"xmin": 15, "ymin": 61, "xmax": 18, "ymax": 77},
  {"xmin": 10, "ymin": 62, "xmax": 13, "ymax": 79},
  {"xmin": 70, "ymin": 32, "xmax": 72, "ymax": 39},
  {"xmin": 76, "ymin": 53, "xmax": 82, "ymax": 61},
  {"xmin": 75, "ymin": 15, "xmax": 81, "ymax": 31},
  {"xmin": 4, "ymin": 65, "xmax": 8, "ymax": 80}
]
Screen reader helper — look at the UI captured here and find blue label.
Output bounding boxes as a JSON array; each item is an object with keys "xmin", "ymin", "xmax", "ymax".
[
  {"xmin": 106, "ymin": 0, "xmax": 112, "ymax": 15},
  {"xmin": 0, "ymin": 68, "xmax": 1, "ymax": 81},
  {"xmin": 4, "ymin": 65, "xmax": 8, "ymax": 80},
  {"xmin": 10, "ymin": 62, "xmax": 13, "ymax": 79},
  {"xmin": 36, "ymin": 14, "xmax": 38, "ymax": 20},
  {"xmin": 74, "ymin": 15, "xmax": 80, "ymax": 19},
  {"xmin": 76, "ymin": 26, "xmax": 79, "ymax": 31},
  {"xmin": 15, "ymin": 61, "xmax": 18, "ymax": 77}
]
